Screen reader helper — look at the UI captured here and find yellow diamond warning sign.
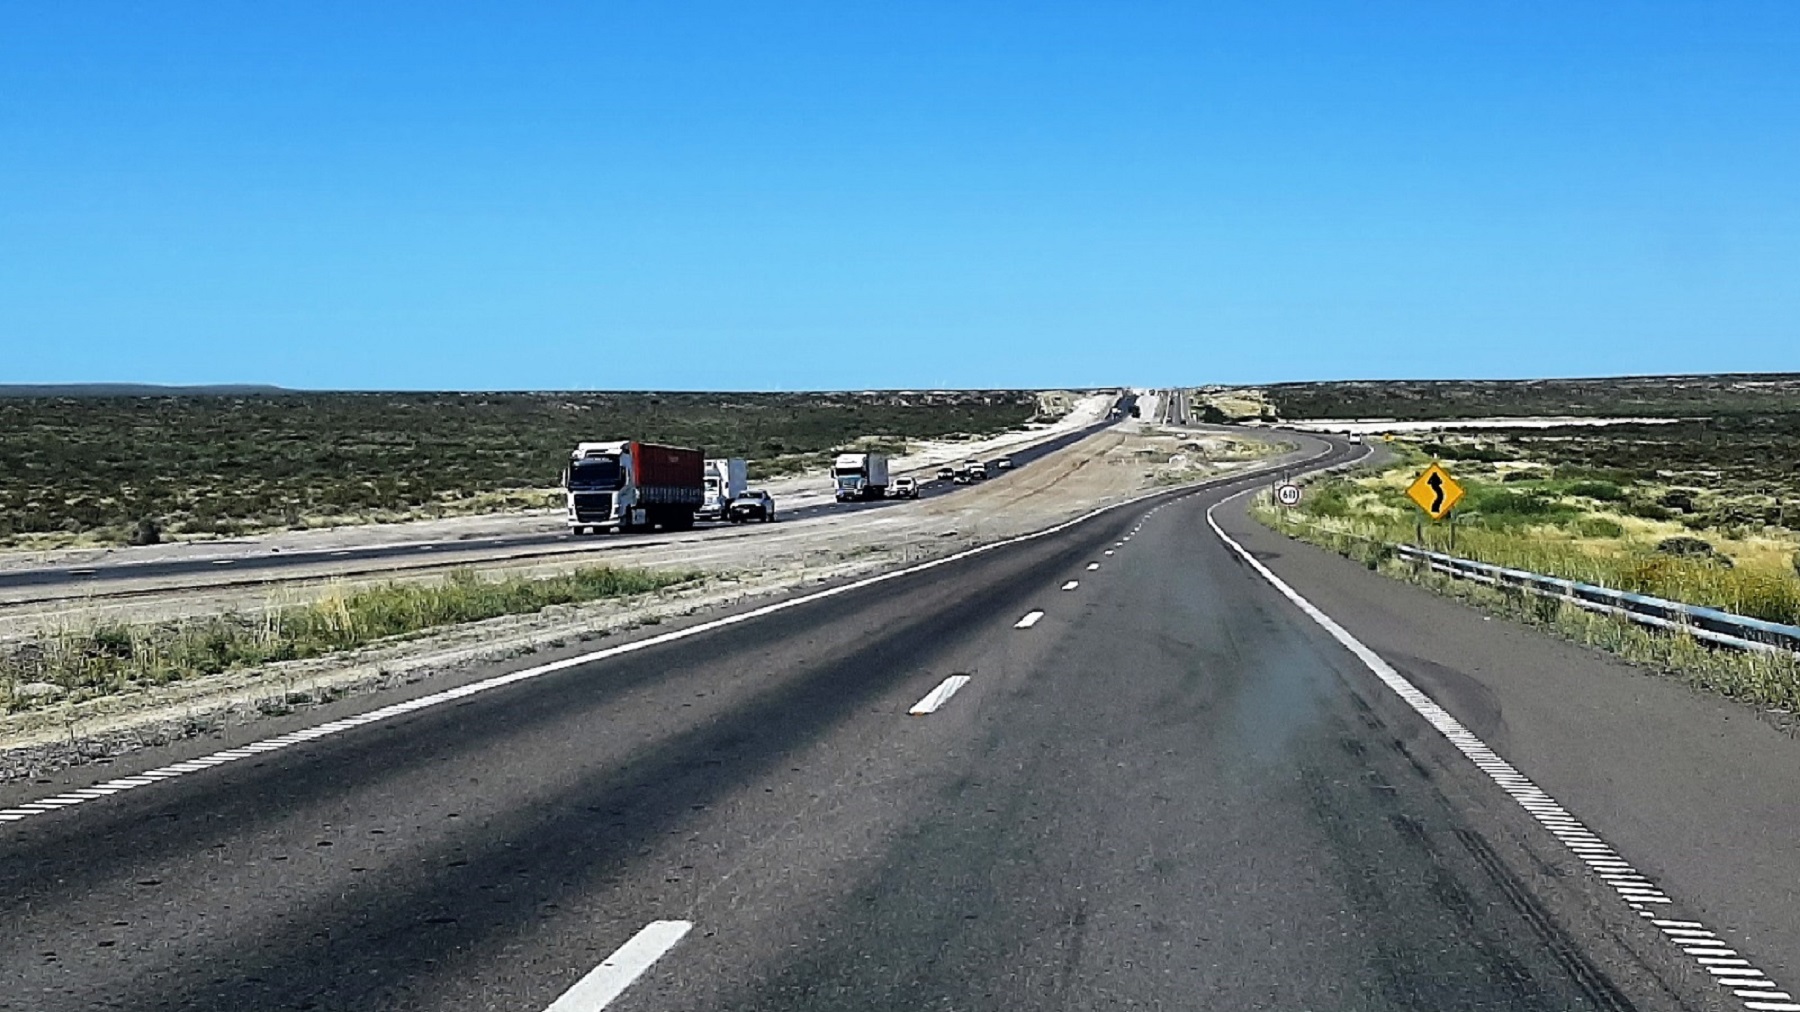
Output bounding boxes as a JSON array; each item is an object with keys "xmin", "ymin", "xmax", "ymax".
[{"xmin": 1406, "ymin": 462, "xmax": 1464, "ymax": 520}]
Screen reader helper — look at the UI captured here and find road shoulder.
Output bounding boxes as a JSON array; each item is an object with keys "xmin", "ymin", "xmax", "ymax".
[{"xmin": 1215, "ymin": 491, "xmax": 1800, "ymax": 990}]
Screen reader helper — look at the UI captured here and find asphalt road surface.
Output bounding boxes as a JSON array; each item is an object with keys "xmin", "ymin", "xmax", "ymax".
[
  {"xmin": 4, "ymin": 431, "xmax": 1783, "ymax": 1011},
  {"xmin": 0, "ymin": 395, "xmax": 1136, "ymax": 594}
]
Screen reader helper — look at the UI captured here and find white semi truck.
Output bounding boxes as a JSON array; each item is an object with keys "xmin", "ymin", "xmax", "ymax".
[
  {"xmin": 698, "ymin": 458, "xmax": 748, "ymax": 521},
  {"xmin": 832, "ymin": 452, "xmax": 890, "ymax": 502},
  {"xmin": 562, "ymin": 440, "xmax": 705, "ymax": 534}
]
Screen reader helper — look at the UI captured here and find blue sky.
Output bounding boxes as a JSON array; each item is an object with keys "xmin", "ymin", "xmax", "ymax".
[{"xmin": 2, "ymin": 3, "xmax": 1796, "ymax": 390}]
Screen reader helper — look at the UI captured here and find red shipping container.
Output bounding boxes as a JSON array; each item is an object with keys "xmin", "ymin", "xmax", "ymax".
[{"xmin": 630, "ymin": 442, "xmax": 704, "ymax": 489}]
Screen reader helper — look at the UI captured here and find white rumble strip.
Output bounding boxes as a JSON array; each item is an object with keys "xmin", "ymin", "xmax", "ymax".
[{"xmin": 1208, "ymin": 489, "xmax": 1797, "ymax": 1012}]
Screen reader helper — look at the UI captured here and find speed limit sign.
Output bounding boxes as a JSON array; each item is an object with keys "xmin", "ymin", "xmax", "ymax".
[{"xmin": 1276, "ymin": 483, "xmax": 1302, "ymax": 506}]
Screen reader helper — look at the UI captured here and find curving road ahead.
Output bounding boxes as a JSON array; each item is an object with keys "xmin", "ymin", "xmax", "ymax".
[{"xmin": 7, "ymin": 430, "xmax": 1792, "ymax": 1010}]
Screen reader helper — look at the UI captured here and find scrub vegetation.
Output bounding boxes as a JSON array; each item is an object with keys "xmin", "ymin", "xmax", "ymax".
[
  {"xmin": 0, "ymin": 564, "xmax": 698, "ymax": 713},
  {"xmin": 1253, "ymin": 422, "xmax": 1800, "ymax": 708},
  {"xmin": 0, "ymin": 390, "xmax": 1048, "ymax": 548},
  {"xmin": 1255, "ymin": 372, "xmax": 1800, "ymax": 421}
]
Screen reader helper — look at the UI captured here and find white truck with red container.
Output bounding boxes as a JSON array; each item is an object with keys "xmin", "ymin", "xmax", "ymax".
[{"xmin": 563, "ymin": 441, "xmax": 705, "ymax": 534}]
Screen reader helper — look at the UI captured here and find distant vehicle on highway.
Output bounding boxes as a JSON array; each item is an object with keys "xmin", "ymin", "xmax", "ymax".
[
  {"xmin": 833, "ymin": 452, "xmax": 890, "ymax": 502},
  {"xmin": 698, "ymin": 457, "xmax": 747, "ymax": 521},
  {"xmin": 957, "ymin": 459, "xmax": 987, "ymax": 483},
  {"xmin": 1348, "ymin": 434, "xmax": 1364, "ymax": 444},
  {"xmin": 728, "ymin": 490, "xmax": 776, "ymax": 523},
  {"xmin": 891, "ymin": 476, "xmax": 919, "ymax": 499},
  {"xmin": 993, "ymin": 456, "xmax": 1013, "ymax": 471},
  {"xmin": 563, "ymin": 440, "xmax": 704, "ymax": 535},
  {"xmin": 935, "ymin": 466, "xmax": 957, "ymax": 482}
]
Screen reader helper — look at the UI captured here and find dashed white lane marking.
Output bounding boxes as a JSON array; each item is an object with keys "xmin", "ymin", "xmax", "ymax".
[
  {"xmin": 909, "ymin": 675, "xmax": 972, "ymax": 715},
  {"xmin": 1208, "ymin": 491, "xmax": 1791, "ymax": 1011},
  {"xmin": 1061, "ymin": 581, "xmax": 1079, "ymax": 591},
  {"xmin": 543, "ymin": 919, "xmax": 692, "ymax": 1011},
  {"xmin": 1104, "ymin": 550, "xmax": 1115, "ymax": 556},
  {"xmin": 10, "ymin": 464, "xmax": 1323, "ymax": 826},
  {"xmin": 209, "ymin": 559, "xmax": 234, "ymax": 565},
  {"xmin": 1086, "ymin": 562, "xmax": 1100, "ymax": 571},
  {"xmin": 330, "ymin": 550, "xmax": 351, "ymax": 556},
  {"xmin": 1015, "ymin": 610, "xmax": 1045, "ymax": 629}
]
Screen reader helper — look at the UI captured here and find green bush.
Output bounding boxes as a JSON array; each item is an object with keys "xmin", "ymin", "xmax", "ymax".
[
  {"xmin": 1564, "ymin": 480, "xmax": 1626, "ymax": 502},
  {"xmin": 1299, "ymin": 481, "xmax": 1354, "ymax": 518},
  {"xmin": 1660, "ymin": 489, "xmax": 1699, "ymax": 513},
  {"xmin": 1463, "ymin": 485, "xmax": 1576, "ymax": 526},
  {"xmin": 1655, "ymin": 536, "xmax": 1732, "ymax": 567},
  {"xmin": 1572, "ymin": 516, "xmax": 1625, "ymax": 538}
]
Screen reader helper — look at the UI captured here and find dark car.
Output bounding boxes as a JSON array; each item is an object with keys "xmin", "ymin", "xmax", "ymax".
[{"xmin": 729, "ymin": 490, "xmax": 775, "ymax": 523}]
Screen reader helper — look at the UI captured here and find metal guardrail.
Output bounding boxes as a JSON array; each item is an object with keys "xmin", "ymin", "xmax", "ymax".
[{"xmin": 1394, "ymin": 544, "xmax": 1800, "ymax": 658}]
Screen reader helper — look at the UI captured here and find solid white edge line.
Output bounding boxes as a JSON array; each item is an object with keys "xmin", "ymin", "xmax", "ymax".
[
  {"xmin": 909, "ymin": 674, "xmax": 972, "ymax": 715},
  {"xmin": 1205, "ymin": 480, "xmax": 1789, "ymax": 1009},
  {"xmin": 5, "ymin": 444, "xmax": 1341, "ymax": 826},
  {"xmin": 543, "ymin": 919, "xmax": 692, "ymax": 1012}
]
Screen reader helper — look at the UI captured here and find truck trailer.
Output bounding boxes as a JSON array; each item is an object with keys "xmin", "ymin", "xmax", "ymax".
[
  {"xmin": 563, "ymin": 440, "xmax": 705, "ymax": 534},
  {"xmin": 832, "ymin": 452, "xmax": 890, "ymax": 502},
  {"xmin": 698, "ymin": 458, "xmax": 748, "ymax": 521}
]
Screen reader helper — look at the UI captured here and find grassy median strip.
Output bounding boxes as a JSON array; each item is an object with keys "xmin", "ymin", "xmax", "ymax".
[
  {"xmin": 1252, "ymin": 464, "xmax": 1800, "ymax": 711},
  {"xmin": 2, "ymin": 565, "xmax": 699, "ymax": 712}
]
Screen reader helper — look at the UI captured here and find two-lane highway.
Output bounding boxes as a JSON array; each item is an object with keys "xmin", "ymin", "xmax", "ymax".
[
  {"xmin": 3, "ymin": 430, "xmax": 1773, "ymax": 1011},
  {"xmin": 0, "ymin": 394, "xmax": 1136, "ymax": 597}
]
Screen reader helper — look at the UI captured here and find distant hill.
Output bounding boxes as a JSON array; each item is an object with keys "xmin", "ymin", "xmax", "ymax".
[{"xmin": 0, "ymin": 383, "xmax": 290, "ymax": 398}]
